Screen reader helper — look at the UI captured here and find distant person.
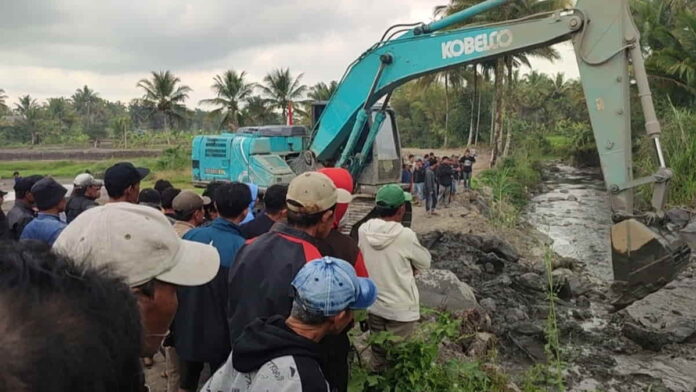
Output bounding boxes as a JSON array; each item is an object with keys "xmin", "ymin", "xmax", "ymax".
[
  {"xmin": 227, "ymin": 172, "xmax": 351, "ymax": 345},
  {"xmin": 0, "ymin": 189, "xmax": 10, "ymax": 241},
  {"xmin": 401, "ymin": 163, "xmax": 413, "ymax": 190},
  {"xmin": 104, "ymin": 162, "xmax": 150, "ymax": 204},
  {"xmin": 154, "ymin": 179, "xmax": 174, "ymax": 195},
  {"xmin": 202, "ymin": 182, "xmax": 223, "ymax": 224},
  {"xmin": 20, "ymin": 177, "xmax": 68, "ymax": 246},
  {"xmin": 161, "ymin": 187, "xmax": 181, "ymax": 220},
  {"xmin": 203, "ymin": 257, "xmax": 377, "ymax": 392},
  {"xmin": 7, "ymin": 174, "xmax": 42, "ymax": 240},
  {"xmin": 424, "ymin": 158, "xmax": 438, "ymax": 215},
  {"xmin": 12, "ymin": 171, "xmax": 21, "ymax": 184},
  {"xmin": 0, "ymin": 241, "xmax": 145, "ymax": 392},
  {"xmin": 138, "ymin": 188, "xmax": 162, "ymax": 210},
  {"xmin": 412, "ymin": 159, "xmax": 426, "ymax": 205},
  {"xmin": 240, "ymin": 183, "xmax": 288, "ymax": 239},
  {"xmin": 436, "ymin": 156, "xmax": 454, "ymax": 207},
  {"xmin": 358, "ymin": 184, "xmax": 431, "ymax": 369},
  {"xmin": 172, "ymin": 190, "xmax": 210, "ymax": 237},
  {"xmin": 53, "ymin": 202, "xmax": 220, "ymax": 360},
  {"xmin": 175, "ymin": 182, "xmax": 251, "ymax": 392},
  {"xmin": 460, "ymin": 149, "xmax": 477, "ymax": 190},
  {"xmin": 65, "ymin": 173, "xmax": 103, "ymax": 223},
  {"xmin": 241, "ymin": 183, "xmax": 259, "ymax": 225},
  {"xmin": 316, "ymin": 167, "xmax": 367, "ymax": 392}
]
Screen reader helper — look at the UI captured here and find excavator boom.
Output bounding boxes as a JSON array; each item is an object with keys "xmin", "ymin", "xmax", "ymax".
[{"xmin": 308, "ymin": 0, "xmax": 690, "ymax": 305}]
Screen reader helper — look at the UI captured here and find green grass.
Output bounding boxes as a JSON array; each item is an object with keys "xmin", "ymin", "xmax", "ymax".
[{"xmin": 0, "ymin": 155, "xmax": 194, "ymax": 191}]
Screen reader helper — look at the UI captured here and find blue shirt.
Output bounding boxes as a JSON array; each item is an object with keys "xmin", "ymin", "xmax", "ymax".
[
  {"xmin": 20, "ymin": 213, "xmax": 67, "ymax": 246},
  {"xmin": 183, "ymin": 217, "xmax": 245, "ymax": 268}
]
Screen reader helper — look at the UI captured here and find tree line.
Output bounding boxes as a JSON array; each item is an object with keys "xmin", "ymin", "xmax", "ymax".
[{"xmin": 0, "ymin": 68, "xmax": 333, "ymax": 146}]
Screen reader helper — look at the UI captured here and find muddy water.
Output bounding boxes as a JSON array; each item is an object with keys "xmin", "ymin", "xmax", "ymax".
[{"xmin": 524, "ymin": 165, "xmax": 613, "ymax": 280}]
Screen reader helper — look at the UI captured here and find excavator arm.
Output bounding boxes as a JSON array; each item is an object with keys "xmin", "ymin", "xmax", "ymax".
[{"xmin": 310, "ymin": 0, "xmax": 690, "ymax": 305}]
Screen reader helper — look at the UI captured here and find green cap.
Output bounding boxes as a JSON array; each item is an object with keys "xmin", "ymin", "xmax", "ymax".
[{"xmin": 376, "ymin": 184, "xmax": 412, "ymax": 208}]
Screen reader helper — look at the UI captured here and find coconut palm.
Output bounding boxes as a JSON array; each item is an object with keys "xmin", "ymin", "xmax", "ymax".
[
  {"xmin": 199, "ymin": 70, "xmax": 256, "ymax": 130},
  {"xmin": 14, "ymin": 95, "xmax": 41, "ymax": 144},
  {"xmin": 434, "ymin": 0, "xmax": 571, "ymax": 165},
  {"xmin": 137, "ymin": 71, "xmax": 192, "ymax": 130},
  {"xmin": 240, "ymin": 96, "xmax": 280, "ymax": 126},
  {"xmin": 260, "ymin": 68, "xmax": 307, "ymax": 124},
  {"xmin": 308, "ymin": 81, "xmax": 338, "ymax": 101},
  {"xmin": 0, "ymin": 88, "xmax": 8, "ymax": 113}
]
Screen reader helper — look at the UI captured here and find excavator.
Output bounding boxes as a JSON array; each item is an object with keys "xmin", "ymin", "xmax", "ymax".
[{"xmin": 192, "ymin": 0, "xmax": 691, "ymax": 306}]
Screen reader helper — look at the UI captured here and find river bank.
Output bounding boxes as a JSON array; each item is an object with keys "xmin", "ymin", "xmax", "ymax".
[{"xmin": 402, "ymin": 163, "xmax": 696, "ymax": 391}]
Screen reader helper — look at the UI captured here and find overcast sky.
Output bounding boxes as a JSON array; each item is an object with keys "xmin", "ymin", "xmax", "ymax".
[{"xmin": 0, "ymin": 0, "xmax": 579, "ymax": 108}]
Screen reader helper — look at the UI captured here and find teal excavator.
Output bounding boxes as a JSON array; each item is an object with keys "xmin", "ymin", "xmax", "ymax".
[{"xmin": 192, "ymin": 0, "xmax": 691, "ymax": 306}]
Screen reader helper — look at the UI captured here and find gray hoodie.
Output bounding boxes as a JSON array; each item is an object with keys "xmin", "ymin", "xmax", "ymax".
[{"xmin": 358, "ymin": 219, "xmax": 431, "ymax": 322}]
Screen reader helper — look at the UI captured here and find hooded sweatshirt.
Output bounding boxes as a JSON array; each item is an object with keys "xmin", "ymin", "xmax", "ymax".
[
  {"xmin": 201, "ymin": 316, "xmax": 329, "ymax": 392},
  {"xmin": 358, "ymin": 218, "xmax": 431, "ymax": 322}
]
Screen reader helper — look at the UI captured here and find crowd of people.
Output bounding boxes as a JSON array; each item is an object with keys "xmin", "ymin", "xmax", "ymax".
[
  {"xmin": 401, "ymin": 149, "xmax": 477, "ymax": 215},
  {"xmin": 0, "ymin": 162, "xmax": 431, "ymax": 392}
]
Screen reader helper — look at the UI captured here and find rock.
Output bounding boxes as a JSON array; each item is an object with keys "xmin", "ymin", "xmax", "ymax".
[
  {"xmin": 666, "ymin": 208, "xmax": 691, "ymax": 229},
  {"xmin": 547, "ymin": 196, "xmax": 566, "ymax": 202},
  {"xmin": 513, "ymin": 321, "xmax": 544, "ymax": 336},
  {"xmin": 552, "ymin": 257, "xmax": 577, "ymax": 270},
  {"xmin": 481, "ymin": 236, "xmax": 520, "ymax": 263},
  {"xmin": 621, "ymin": 277, "xmax": 696, "ymax": 350},
  {"xmin": 505, "ymin": 308, "xmax": 528, "ymax": 323},
  {"xmin": 567, "ymin": 195, "xmax": 578, "ymax": 202},
  {"xmin": 480, "ymin": 298, "xmax": 497, "ymax": 313},
  {"xmin": 466, "ymin": 332, "xmax": 497, "ymax": 357},
  {"xmin": 517, "ymin": 272, "xmax": 545, "ymax": 292},
  {"xmin": 576, "ymin": 295, "xmax": 591, "ymax": 308},
  {"xmin": 560, "ymin": 189, "xmax": 569, "ymax": 194},
  {"xmin": 549, "ymin": 166, "xmax": 561, "ymax": 173},
  {"xmin": 551, "ymin": 268, "xmax": 574, "ymax": 299},
  {"xmin": 416, "ymin": 269, "xmax": 478, "ymax": 312}
]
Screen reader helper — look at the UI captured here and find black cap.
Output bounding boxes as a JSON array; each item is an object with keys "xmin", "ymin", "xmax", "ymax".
[
  {"xmin": 161, "ymin": 187, "xmax": 181, "ymax": 209},
  {"xmin": 31, "ymin": 177, "xmax": 67, "ymax": 210},
  {"xmin": 104, "ymin": 162, "xmax": 150, "ymax": 198},
  {"xmin": 138, "ymin": 188, "xmax": 161, "ymax": 209},
  {"xmin": 0, "ymin": 189, "xmax": 7, "ymax": 197},
  {"xmin": 14, "ymin": 175, "xmax": 44, "ymax": 198}
]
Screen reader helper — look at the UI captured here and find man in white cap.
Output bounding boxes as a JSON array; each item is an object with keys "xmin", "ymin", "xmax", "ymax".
[
  {"xmin": 226, "ymin": 172, "xmax": 352, "ymax": 357},
  {"xmin": 65, "ymin": 173, "xmax": 103, "ymax": 223},
  {"xmin": 53, "ymin": 203, "xmax": 220, "ymax": 360}
]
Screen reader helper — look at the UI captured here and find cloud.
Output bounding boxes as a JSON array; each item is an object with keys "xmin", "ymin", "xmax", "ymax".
[{"xmin": 0, "ymin": 0, "xmax": 579, "ymax": 107}]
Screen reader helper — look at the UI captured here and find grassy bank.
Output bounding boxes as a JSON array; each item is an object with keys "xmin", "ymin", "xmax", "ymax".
[{"xmin": 0, "ymin": 147, "xmax": 194, "ymax": 190}]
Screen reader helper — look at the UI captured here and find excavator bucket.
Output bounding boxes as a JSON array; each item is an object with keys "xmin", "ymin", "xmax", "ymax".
[{"xmin": 610, "ymin": 219, "xmax": 691, "ymax": 308}]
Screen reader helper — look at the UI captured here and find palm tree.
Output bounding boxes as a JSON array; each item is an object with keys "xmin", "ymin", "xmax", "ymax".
[
  {"xmin": 14, "ymin": 95, "xmax": 41, "ymax": 144},
  {"xmin": 46, "ymin": 97, "xmax": 76, "ymax": 132},
  {"xmin": 308, "ymin": 81, "xmax": 338, "ymax": 101},
  {"xmin": 240, "ymin": 96, "xmax": 279, "ymax": 126},
  {"xmin": 435, "ymin": 0, "xmax": 571, "ymax": 165},
  {"xmin": 72, "ymin": 85, "xmax": 100, "ymax": 134},
  {"xmin": 0, "ymin": 89, "xmax": 8, "ymax": 114},
  {"xmin": 137, "ymin": 71, "xmax": 192, "ymax": 131},
  {"xmin": 199, "ymin": 70, "xmax": 256, "ymax": 130},
  {"xmin": 260, "ymin": 68, "xmax": 307, "ymax": 124}
]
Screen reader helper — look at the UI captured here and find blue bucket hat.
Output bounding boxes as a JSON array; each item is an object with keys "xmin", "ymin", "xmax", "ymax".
[{"xmin": 291, "ymin": 256, "xmax": 377, "ymax": 317}]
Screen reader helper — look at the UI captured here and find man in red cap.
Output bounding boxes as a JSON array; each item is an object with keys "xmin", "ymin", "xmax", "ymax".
[{"xmin": 317, "ymin": 167, "xmax": 368, "ymax": 392}]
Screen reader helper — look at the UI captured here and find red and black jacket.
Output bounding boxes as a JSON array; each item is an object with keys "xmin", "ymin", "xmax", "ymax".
[{"xmin": 227, "ymin": 223, "xmax": 329, "ymax": 345}]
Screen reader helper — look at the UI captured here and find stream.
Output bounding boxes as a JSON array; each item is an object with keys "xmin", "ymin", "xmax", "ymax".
[{"xmin": 523, "ymin": 164, "xmax": 613, "ymax": 280}]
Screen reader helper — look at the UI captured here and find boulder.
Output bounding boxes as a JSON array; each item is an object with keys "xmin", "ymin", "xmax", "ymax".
[
  {"xmin": 480, "ymin": 298, "xmax": 497, "ymax": 313},
  {"xmin": 517, "ymin": 272, "xmax": 545, "ymax": 292},
  {"xmin": 621, "ymin": 277, "xmax": 696, "ymax": 351},
  {"xmin": 416, "ymin": 269, "xmax": 478, "ymax": 312},
  {"xmin": 666, "ymin": 208, "xmax": 691, "ymax": 230},
  {"xmin": 567, "ymin": 195, "xmax": 578, "ymax": 202},
  {"xmin": 466, "ymin": 332, "xmax": 497, "ymax": 357}
]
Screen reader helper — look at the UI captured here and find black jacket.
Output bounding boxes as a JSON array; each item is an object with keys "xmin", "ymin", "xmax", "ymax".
[
  {"xmin": 227, "ymin": 223, "xmax": 323, "ymax": 345},
  {"xmin": 413, "ymin": 167, "xmax": 426, "ymax": 183},
  {"xmin": 7, "ymin": 200, "xmax": 35, "ymax": 240},
  {"xmin": 436, "ymin": 164, "xmax": 454, "ymax": 186},
  {"xmin": 202, "ymin": 316, "xmax": 329, "ymax": 392},
  {"xmin": 240, "ymin": 212, "xmax": 276, "ymax": 239},
  {"xmin": 0, "ymin": 210, "xmax": 10, "ymax": 241},
  {"xmin": 65, "ymin": 195, "xmax": 99, "ymax": 223}
]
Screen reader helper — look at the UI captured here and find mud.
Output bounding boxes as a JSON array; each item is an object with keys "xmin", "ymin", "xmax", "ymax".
[{"xmin": 416, "ymin": 165, "xmax": 696, "ymax": 391}]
